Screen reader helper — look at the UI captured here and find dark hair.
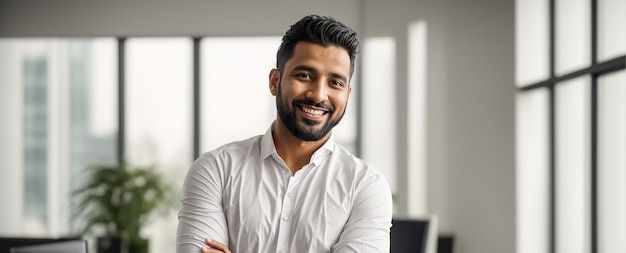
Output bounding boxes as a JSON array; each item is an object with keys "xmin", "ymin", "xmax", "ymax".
[{"xmin": 276, "ymin": 15, "xmax": 359, "ymax": 77}]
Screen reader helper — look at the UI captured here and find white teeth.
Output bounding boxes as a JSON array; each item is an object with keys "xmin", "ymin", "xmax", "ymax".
[{"xmin": 302, "ymin": 106, "xmax": 324, "ymax": 115}]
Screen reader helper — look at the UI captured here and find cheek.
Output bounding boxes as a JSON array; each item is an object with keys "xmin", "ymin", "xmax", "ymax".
[
  {"xmin": 278, "ymin": 87, "xmax": 295, "ymax": 109},
  {"xmin": 333, "ymin": 93, "xmax": 350, "ymax": 109},
  {"xmin": 282, "ymin": 83, "xmax": 308, "ymax": 102}
]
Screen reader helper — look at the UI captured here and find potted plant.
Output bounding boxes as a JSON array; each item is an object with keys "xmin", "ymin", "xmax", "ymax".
[{"xmin": 71, "ymin": 163, "xmax": 177, "ymax": 253}]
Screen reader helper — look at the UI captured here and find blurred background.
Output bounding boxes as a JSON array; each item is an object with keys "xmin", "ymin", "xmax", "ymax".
[{"xmin": 0, "ymin": 0, "xmax": 624, "ymax": 253}]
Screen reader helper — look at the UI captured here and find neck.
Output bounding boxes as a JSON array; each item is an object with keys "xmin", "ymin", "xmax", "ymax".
[{"xmin": 272, "ymin": 121, "xmax": 330, "ymax": 174}]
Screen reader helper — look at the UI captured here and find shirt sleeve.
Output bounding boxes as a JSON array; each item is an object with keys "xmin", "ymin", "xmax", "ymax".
[
  {"xmin": 176, "ymin": 153, "xmax": 229, "ymax": 253},
  {"xmin": 331, "ymin": 171, "xmax": 393, "ymax": 253}
]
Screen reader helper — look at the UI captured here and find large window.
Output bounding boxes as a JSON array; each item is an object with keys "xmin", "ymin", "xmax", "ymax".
[
  {"xmin": 516, "ymin": 0, "xmax": 626, "ymax": 252},
  {"xmin": 0, "ymin": 36, "xmax": 361, "ymax": 252}
]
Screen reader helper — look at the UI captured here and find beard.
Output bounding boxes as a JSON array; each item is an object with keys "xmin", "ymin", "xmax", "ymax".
[{"xmin": 276, "ymin": 81, "xmax": 347, "ymax": 142}]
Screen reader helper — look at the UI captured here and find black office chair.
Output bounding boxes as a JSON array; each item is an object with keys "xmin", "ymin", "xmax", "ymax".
[
  {"xmin": 390, "ymin": 215, "xmax": 438, "ymax": 253},
  {"xmin": 9, "ymin": 239, "xmax": 88, "ymax": 253},
  {"xmin": 0, "ymin": 237, "xmax": 82, "ymax": 253}
]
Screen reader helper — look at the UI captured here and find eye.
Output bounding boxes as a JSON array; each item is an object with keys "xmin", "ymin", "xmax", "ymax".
[
  {"xmin": 294, "ymin": 72, "xmax": 312, "ymax": 80},
  {"xmin": 330, "ymin": 79, "xmax": 345, "ymax": 88}
]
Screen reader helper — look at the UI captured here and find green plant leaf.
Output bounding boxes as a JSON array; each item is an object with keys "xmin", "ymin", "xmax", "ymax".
[{"xmin": 70, "ymin": 162, "xmax": 177, "ymax": 240}]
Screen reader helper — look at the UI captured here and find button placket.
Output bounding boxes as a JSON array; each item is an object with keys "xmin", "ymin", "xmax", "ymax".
[{"xmin": 276, "ymin": 173, "xmax": 300, "ymax": 252}]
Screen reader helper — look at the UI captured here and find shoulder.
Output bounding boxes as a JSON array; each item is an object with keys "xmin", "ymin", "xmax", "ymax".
[
  {"xmin": 328, "ymin": 145, "xmax": 392, "ymax": 216},
  {"xmin": 191, "ymin": 135, "xmax": 263, "ymax": 172},
  {"xmin": 202, "ymin": 135, "xmax": 262, "ymax": 158},
  {"xmin": 331, "ymin": 144, "xmax": 389, "ymax": 188}
]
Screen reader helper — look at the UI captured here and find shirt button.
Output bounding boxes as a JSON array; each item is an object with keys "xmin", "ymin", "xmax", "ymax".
[
  {"xmin": 287, "ymin": 192, "xmax": 293, "ymax": 198},
  {"xmin": 282, "ymin": 216, "xmax": 289, "ymax": 221}
]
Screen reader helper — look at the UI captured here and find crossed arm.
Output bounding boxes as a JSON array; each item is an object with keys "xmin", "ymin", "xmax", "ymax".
[
  {"xmin": 176, "ymin": 156, "xmax": 230, "ymax": 253},
  {"xmin": 176, "ymin": 155, "xmax": 393, "ymax": 253},
  {"xmin": 201, "ymin": 239, "xmax": 230, "ymax": 253},
  {"xmin": 331, "ymin": 174, "xmax": 394, "ymax": 252}
]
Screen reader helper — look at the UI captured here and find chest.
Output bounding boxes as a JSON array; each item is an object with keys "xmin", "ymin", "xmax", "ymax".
[{"xmin": 222, "ymin": 162, "xmax": 354, "ymax": 242}]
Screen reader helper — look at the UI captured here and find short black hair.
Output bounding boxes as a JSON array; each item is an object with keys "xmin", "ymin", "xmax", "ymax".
[{"xmin": 276, "ymin": 15, "xmax": 359, "ymax": 77}]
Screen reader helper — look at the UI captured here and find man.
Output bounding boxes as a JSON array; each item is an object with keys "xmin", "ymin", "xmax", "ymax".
[{"xmin": 176, "ymin": 15, "xmax": 392, "ymax": 253}]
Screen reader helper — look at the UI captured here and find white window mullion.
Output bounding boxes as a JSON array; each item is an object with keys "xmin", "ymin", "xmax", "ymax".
[{"xmin": 0, "ymin": 39, "xmax": 26, "ymax": 234}]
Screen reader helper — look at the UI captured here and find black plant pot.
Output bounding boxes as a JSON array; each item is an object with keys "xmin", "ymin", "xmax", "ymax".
[
  {"xmin": 128, "ymin": 238, "xmax": 149, "ymax": 253},
  {"xmin": 97, "ymin": 237, "xmax": 127, "ymax": 253}
]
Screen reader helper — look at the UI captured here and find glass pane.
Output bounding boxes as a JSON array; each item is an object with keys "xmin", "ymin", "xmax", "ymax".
[
  {"xmin": 515, "ymin": 0, "xmax": 550, "ymax": 86},
  {"xmin": 22, "ymin": 40, "xmax": 50, "ymax": 235},
  {"xmin": 0, "ymin": 38, "xmax": 117, "ymax": 237},
  {"xmin": 68, "ymin": 39, "xmax": 118, "ymax": 171},
  {"xmin": 362, "ymin": 37, "xmax": 397, "ymax": 206},
  {"xmin": 555, "ymin": 76, "xmax": 591, "ymax": 253},
  {"xmin": 555, "ymin": 0, "xmax": 591, "ymax": 75},
  {"xmin": 201, "ymin": 37, "xmax": 357, "ymax": 154},
  {"xmin": 597, "ymin": 70, "xmax": 626, "ymax": 253},
  {"xmin": 200, "ymin": 37, "xmax": 279, "ymax": 152},
  {"xmin": 66, "ymin": 39, "xmax": 118, "ymax": 238},
  {"xmin": 598, "ymin": 0, "xmax": 626, "ymax": 61},
  {"xmin": 126, "ymin": 38, "xmax": 192, "ymax": 253},
  {"xmin": 516, "ymin": 88, "xmax": 550, "ymax": 253}
]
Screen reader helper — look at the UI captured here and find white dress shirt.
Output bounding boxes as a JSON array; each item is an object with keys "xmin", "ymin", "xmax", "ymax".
[{"xmin": 176, "ymin": 126, "xmax": 393, "ymax": 253}]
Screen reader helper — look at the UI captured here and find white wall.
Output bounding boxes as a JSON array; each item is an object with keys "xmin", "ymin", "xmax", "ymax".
[
  {"xmin": 361, "ymin": 0, "xmax": 516, "ymax": 252},
  {"xmin": 444, "ymin": 1, "xmax": 516, "ymax": 252},
  {"xmin": 361, "ymin": 0, "xmax": 449, "ymax": 221},
  {"xmin": 0, "ymin": 1, "xmax": 516, "ymax": 252},
  {"xmin": 0, "ymin": 0, "xmax": 361, "ymax": 37}
]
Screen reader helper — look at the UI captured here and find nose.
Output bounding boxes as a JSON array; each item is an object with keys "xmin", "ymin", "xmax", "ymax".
[{"xmin": 306, "ymin": 79, "xmax": 328, "ymax": 103}]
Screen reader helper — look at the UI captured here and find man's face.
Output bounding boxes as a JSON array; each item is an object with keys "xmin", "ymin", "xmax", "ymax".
[{"xmin": 270, "ymin": 41, "xmax": 352, "ymax": 142}]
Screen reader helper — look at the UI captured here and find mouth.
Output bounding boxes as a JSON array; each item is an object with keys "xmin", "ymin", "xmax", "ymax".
[
  {"xmin": 297, "ymin": 105, "xmax": 329, "ymax": 122},
  {"xmin": 299, "ymin": 105, "xmax": 327, "ymax": 116}
]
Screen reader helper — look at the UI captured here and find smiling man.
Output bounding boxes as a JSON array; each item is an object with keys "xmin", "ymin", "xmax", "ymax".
[{"xmin": 176, "ymin": 15, "xmax": 392, "ymax": 253}]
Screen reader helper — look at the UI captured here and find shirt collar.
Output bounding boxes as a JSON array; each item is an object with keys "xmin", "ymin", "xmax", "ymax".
[
  {"xmin": 260, "ymin": 126, "xmax": 277, "ymax": 160},
  {"xmin": 260, "ymin": 123, "xmax": 335, "ymax": 163}
]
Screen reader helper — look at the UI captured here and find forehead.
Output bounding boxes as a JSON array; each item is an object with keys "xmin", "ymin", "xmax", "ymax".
[{"xmin": 285, "ymin": 41, "xmax": 351, "ymax": 79}]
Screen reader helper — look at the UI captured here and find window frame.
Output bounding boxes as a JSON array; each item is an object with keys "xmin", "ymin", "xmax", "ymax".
[{"xmin": 517, "ymin": 0, "xmax": 626, "ymax": 252}]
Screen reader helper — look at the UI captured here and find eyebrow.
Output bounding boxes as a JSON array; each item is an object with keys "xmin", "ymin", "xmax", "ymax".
[{"xmin": 292, "ymin": 65, "xmax": 349, "ymax": 83}]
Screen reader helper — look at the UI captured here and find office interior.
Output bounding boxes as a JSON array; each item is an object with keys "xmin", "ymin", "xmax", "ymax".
[{"xmin": 0, "ymin": 0, "xmax": 624, "ymax": 253}]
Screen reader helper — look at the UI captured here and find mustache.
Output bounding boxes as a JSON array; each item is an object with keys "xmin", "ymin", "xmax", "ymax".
[{"xmin": 293, "ymin": 99, "xmax": 334, "ymax": 112}]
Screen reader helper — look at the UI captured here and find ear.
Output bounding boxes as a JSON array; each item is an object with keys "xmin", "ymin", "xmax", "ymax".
[{"xmin": 269, "ymin": 69, "xmax": 280, "ymax": 96}]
